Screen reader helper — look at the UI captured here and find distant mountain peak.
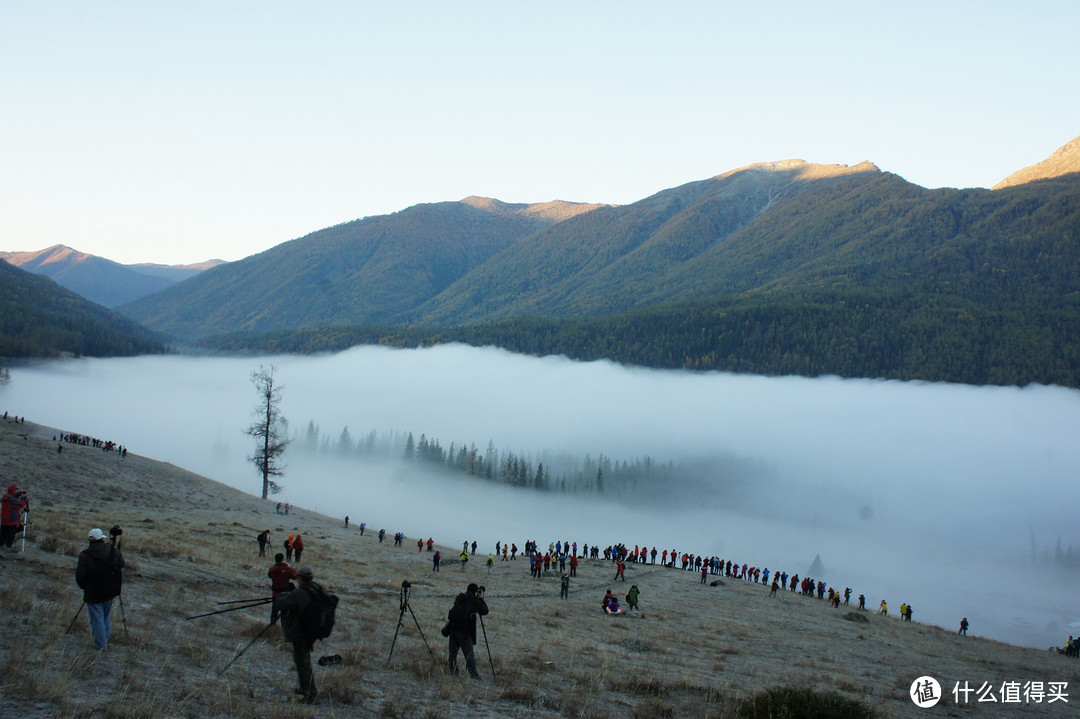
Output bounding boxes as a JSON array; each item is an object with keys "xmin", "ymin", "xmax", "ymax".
[
  {"xmin": 717, "ymin": 159, "xmax": 882, "ymax": 182},
  {"xmin": 993, "ymin": 135, "xmax": 1080, "ymax": 190},
  {"xmin": 1, "ymin": 245, "xmax": 219, "ymax": 308},
  {"xmin": 460, "ymin": 196, "xmax": 609, "ymax": 222},
  {"xmin": 2, "ymin": 244, "xmax": 92, "ymax": 267}
]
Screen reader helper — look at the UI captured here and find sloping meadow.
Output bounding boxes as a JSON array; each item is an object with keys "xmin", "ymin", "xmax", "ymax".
[{"xmin": 1, "ymin": 417, "xmax": 1076, "ymax": 718}]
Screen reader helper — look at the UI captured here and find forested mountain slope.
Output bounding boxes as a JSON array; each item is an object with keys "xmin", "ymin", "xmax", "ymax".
[
  {"xmin": 129, "ymin": 138, "xmax": 1080, "ymax": 386},
  {"xmin": 121, "ymin": 198, "xmax": 603, "ymax": 339},
  {"xmin": 0, "ymin": 259, "xmax": 165, "ymax": 358}
]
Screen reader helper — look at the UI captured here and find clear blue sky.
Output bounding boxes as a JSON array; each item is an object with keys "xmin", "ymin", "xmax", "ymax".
[{"xmin": 2, "ymin": 1, "xmax": 1078, "ymax": 265}]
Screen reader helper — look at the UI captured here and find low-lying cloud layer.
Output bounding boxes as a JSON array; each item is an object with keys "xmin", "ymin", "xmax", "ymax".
[{"xmin": 6, "ymin": 344, "xmax": 1079, "ymax": 648}]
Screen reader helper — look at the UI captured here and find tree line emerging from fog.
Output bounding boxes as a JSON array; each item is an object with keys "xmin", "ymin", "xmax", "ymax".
[
  {"xmin": 194, "ymin": 283, "xmax": 1080, "ymax": 389},
  {"xmin": 295, "ymin": 420, "xmax": 760, "ymax": 502}
]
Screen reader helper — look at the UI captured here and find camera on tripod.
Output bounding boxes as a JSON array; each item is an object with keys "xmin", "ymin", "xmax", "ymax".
[{"xmin": 109, "ymin": 525, "xmax": 123, "ymax": 546}]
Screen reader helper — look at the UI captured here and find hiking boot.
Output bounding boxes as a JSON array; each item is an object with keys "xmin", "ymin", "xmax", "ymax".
[{"xmin": 294, "ymin": 688, "xmax": 318, "ymax": 703}]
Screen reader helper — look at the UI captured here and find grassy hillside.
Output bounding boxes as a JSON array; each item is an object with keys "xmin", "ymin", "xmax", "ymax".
[
  {"xmin": 2, "ymin": 417, "xmax": 1075, "ymax": 718},
  {"xmin": 0, "ymin": 260, "xmax": 165, "ymax": 359}
]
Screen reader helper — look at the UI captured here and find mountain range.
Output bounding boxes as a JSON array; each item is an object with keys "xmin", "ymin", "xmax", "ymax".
[
  {"xmin": 3, "ymin": 135, "xmax": 1078, "ymax": 386},
  {"xmin": 0, "ymin": 245, "xmax": 222, "ymax": 308}
]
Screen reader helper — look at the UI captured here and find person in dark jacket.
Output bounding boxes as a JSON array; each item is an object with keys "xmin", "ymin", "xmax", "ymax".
[
  {"xmin": 75, "ymin": 528, "xmax": 125, "ymax": 650},
  {"xmin": 447, "ymin": 583, "xmax": 488, "ymax": 678},
  {"xmin": 274, "ymin": 566, "xmax": 321, "ymax": 703}
]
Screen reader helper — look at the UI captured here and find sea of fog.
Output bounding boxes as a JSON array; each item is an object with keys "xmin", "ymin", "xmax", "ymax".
[{"xmin": 3, "ymin": 344, "xmax": 1079, "ymax": 649}]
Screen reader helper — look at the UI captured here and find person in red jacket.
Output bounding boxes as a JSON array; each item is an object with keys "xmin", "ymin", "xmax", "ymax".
[
  {"xmin": 1, "ymin": 484, "xmax": 28, "ymax": 548},
  {"xmin": 293, "ymin": 535, "xmax": 305, "ymax": 563},
  {"xmin": 268, "ymin": 553, "xmax": 298, "ymax": 623}
]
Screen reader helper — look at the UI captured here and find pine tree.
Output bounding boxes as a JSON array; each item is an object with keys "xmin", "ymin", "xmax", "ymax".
[
  {"xmin": 338, "ymin": 426, "xmax": 353, "ymax": 454},
  {"xmin": 245, "ymin": 365, "xmax": 291, "ymax": 499}
]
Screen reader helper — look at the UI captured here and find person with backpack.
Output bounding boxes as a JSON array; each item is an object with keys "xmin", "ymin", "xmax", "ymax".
[
  {"xmin": 75, "ymin": 527, "xmax": 125, "ymax": 650},
  {"xmin": 274, "ymin": 566, "xmax": 336, "ymax": 704},
  {"xmin": 445, "ymin": 583, "xmax": 488, "ymax": 679}
]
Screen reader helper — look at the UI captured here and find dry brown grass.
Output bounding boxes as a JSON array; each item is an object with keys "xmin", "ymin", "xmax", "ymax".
[{"xmin": 1, "ymin": 418, "xmax": 1078, "ymax": 718}]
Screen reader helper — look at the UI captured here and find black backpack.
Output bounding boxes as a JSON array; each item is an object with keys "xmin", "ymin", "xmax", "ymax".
[
  {"xmin": 92, "ymin": 547, "xmax": 123, "ymax": 599},
  {"xmin": 300, "ymin": 585, "xmax": 339, "ymax": 640},
  {"xmin": 446, "ymin": 594, "xmax": 474, "ymax": 631}
]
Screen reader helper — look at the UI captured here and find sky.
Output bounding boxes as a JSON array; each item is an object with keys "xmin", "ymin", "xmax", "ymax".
[
  {"xmin": 5, "ymin": 345, "xmax": 1080, "ymax": 648},
  {"xmin": 2, "ymin": 1, "xmax": 1079, "ymax": 265}
]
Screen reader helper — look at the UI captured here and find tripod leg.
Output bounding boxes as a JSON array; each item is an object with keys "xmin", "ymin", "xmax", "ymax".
[
  {"xmin": 386, "ymin": 603, "xmax": 408, "ymax": 666},
  {"xmin": 406, "ymin": 603, "xmax": 438, "ymax": 665},
  {"xmin": 118, "ymin": 595, "xmax": 128, "ymax": 636},
  {"xmin": 478, "ymin": 613, "xmax": 496, "ymax": 680},
  {"xmin": 65, "ymin": 602, "xmax": 86, "ymax": 634},
  {"xmin": 219, "ymin": 621, "xmax": 275, "ymax": 677}
]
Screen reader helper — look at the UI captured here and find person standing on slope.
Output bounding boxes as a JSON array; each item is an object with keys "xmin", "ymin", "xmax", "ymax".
[
  {"xmin": 75, "ymin": 528, "xmax": 125, "ymax": 650},
  {"xmin": 446, "ymin": 583, "xmax": 488, "ymax": 679}
]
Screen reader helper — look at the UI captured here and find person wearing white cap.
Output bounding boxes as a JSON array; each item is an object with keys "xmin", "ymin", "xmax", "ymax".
[{"xmin": 75, "ymin": 528, "xmax": 125, "ymax": 650}]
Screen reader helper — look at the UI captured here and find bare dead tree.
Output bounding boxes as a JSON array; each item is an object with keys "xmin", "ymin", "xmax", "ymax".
[{"xmin": 246, "ymin": 365, "xmax": 291, "ymax": 499}]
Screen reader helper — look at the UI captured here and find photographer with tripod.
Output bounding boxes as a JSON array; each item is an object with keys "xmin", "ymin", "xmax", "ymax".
[
  {"xmin": 75, "ymin": 527, "xmax": 125, "ymax": 650},
  {"xmin": 445, "ymin": 583, "xmax": 488, "ymax": 679}
]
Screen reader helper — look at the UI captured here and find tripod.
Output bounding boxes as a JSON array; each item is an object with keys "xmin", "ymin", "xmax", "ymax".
[
  {"xmin": 219, "ymin": 620, "xmax": 275, "ymax": 677},
  {"xmin": 386, "ymin": 581, "xmax": 437, "ymax": 667},
  {"xmin": 478, "ymin": 611, "xmax": 496, "ymax": 680},
  {"xmin": 20, "ymin": 507, "xmax": 29, "ymax": 553},
  {"xmin": 110, "ymin": 532, "xmax": 128, "ymax": 636},
  {"xmin": 65, "ymin": 602, "xmax": 85, "ymax": 634},
  {"xmin": 185, "ymin": 598, "xmax": 273, "ymax": 620}
]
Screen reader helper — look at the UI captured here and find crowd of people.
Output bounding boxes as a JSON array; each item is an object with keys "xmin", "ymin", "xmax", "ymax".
[{"xmin": 56, "ymin": 432, "xmax": 127, "ymax": 456}]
